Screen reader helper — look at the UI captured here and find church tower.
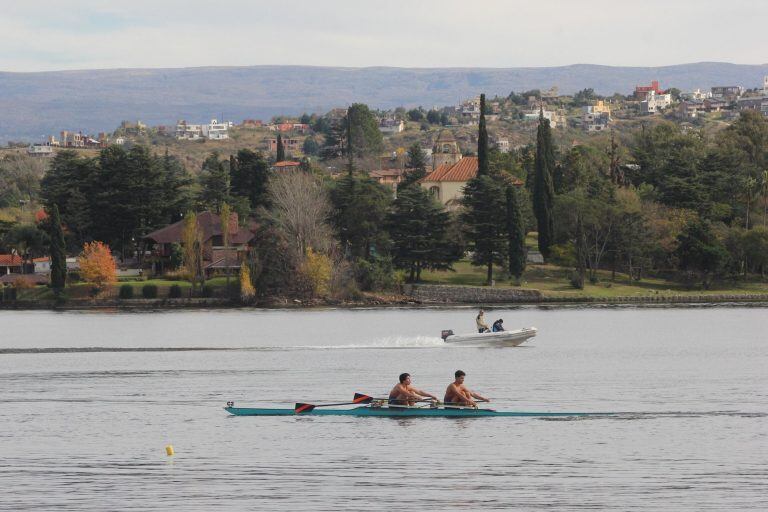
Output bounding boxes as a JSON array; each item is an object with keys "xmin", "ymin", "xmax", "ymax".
[{"xmin": 432, "ymin": 130, "xmax": 462, "ymax": 170}]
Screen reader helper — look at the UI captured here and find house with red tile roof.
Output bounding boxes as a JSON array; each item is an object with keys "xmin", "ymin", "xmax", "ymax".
[
  {"xmin": 419, "ymin": 156, "xmax": 524, "ymax": 209},
  {"xmin": 144, "ymin": 211, "xmax": 257, "ymax": 276},
  {"xmin": 0, "ymin": 254, "xmax": 24, "ymax": 275},
  {"xmin": 420, "ymin": 156, "xmax": 479, "ymax": 208}
]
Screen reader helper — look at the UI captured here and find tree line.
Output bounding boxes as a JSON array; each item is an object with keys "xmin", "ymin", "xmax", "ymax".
[{"xmin": 4, "ymin": 102, "xmax": 768, "ymax": 298}]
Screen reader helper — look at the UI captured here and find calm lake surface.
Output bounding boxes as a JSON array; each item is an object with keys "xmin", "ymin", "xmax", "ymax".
[{"xmin": 0, "ymin": 306, "xmax": 766, "ymax": 510}]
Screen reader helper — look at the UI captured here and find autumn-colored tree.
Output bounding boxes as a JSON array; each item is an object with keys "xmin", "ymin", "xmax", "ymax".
[
  {"xmin": 181, "ymin": 212, "xmax": 204, "ymax": 294},
  {"xmin": 302, "ymin": 247, "xmax": 332, "ymax": 297},
  {"xmin": 78, "ymin": 241, "xmax": 117, "ymax": 291},
  {"xmin": 239, "ymin": 261, "xmax": 255, "ymax": 301}
]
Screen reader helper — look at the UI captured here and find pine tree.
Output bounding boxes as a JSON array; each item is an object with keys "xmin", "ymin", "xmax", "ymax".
[
  {"xmin": 461, "ymin": 175, "xmax": 507, "ymax": 285},
  {"xmin": 398, "ymin": 143, "xmax": 428, "ymax": 190},
  {"xmin": 49, "ymin": 204, "xmax": 67, "ymax": 293},
  {"xmin": 230, "ymin": 149, "xmax": 270, "ymax": 210},
  {"xmin": 477, "ymin": 93, "xmax": 489, "ymax": 175},
  {"xmin": 387, "ymin": 185, "xmax": 459, "ymax": 281},
  {"xmin": 506, "ymin": 186, "xmax": 526, "ymax": 281},
  {"xmin": 533, "ymin": 110, "xmax": 555, "ymax": 259},
  {"xmin": 198, "ymin": 152, "xmax": 230, "ymax": 213},
  {"xmin": 330, "ymin": 174, "xmax": 391, "ymax": 260},
  {"xmin": 276, "ymin": 134, "xmax": 285, "ymax": 162}
]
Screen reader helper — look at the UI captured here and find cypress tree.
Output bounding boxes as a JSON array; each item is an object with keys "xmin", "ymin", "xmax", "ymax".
[
  {"xmin": 533, "ymin": 110, "xmax": 555, "ymax": 259},
  {"xmin": 49, "ymin": 204, "xmax": 67, "ymax": 293},
  {"xmin": 276, "ymin": 134, "xmax": 285, "ymax": 162},
  {"xmin": 506, "ymin": 186, "xmax": 526, "ymax": 281},
  {"xmin": 477, "ymin": 93, "xmax": 489, "ymax": 176}
]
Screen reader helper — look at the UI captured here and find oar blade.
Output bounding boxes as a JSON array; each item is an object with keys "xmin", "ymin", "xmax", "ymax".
[
  {"xmin": 294, "ymin": 403, "xmax": 316, "ymax": 414},
  {"xmin": 353, "ymin": 393, "xmax": 374, "ymax": 404}
]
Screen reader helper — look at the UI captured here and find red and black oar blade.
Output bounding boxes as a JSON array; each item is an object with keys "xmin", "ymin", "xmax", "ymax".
[
  {"xmin": 294, "ymin": 403, "xmax": 316, "ymax": 414},
  {"xmin": 353, "ymin": 393, "xmax": 374, "ymax": 404}
]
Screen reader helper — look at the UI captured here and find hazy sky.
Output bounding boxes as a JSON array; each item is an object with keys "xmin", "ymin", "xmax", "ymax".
[{"xmin": 2, "ymin": 0, "xmax": 766, "ymax": 72}]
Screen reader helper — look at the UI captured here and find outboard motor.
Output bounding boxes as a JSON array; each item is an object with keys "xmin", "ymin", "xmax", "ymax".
[{"xmin": 441, "ymin": 330, "xmax": 454, "ymax": 341}]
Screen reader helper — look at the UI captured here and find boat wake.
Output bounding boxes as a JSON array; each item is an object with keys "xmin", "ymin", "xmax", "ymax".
[{"xmin": 0, "ymin": 337, "xmax": 447, "ymax": 355}]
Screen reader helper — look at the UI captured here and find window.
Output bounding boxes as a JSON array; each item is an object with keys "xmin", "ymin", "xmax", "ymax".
[{"xmin": 429, "ymin": 186, "xmax": 440, "ymax": 200}]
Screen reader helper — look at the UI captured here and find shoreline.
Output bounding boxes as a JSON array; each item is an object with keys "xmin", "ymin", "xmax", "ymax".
[{"xmin": 3, "ymin": 291, "xmax": 768, "ymax": 311}]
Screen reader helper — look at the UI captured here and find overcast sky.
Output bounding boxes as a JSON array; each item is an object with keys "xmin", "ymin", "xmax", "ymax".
[{"xmin": 2, "ymin": 0, "xmax": 766, "ymax": 72}]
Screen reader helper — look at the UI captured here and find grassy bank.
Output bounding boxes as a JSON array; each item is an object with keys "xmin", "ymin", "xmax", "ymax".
[{"xmin": 420, "ymin": 260, "xmax": 768, "ymax": 299}]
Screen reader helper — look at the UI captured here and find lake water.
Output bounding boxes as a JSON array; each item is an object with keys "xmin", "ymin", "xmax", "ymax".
[{"xmin": 0, "ymin": 305, "xmax": 766, "ymax": 510}]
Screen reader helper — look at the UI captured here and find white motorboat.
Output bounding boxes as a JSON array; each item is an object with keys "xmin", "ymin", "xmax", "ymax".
[{"xmin": 441, "ymin": 327, "xmax": 537, "ymax": 347}]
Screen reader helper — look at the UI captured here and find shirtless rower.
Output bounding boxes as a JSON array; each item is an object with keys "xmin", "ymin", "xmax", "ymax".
[
  {"xmin": 389, "ymin": 373, "xmax": 439, "ymax": 406},
  {"xmin": 444, "ymin": 370, "xmax": 489, "ymax": 407}
]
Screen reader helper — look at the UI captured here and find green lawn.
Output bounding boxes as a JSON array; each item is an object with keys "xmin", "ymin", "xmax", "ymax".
[{"xmin": 420, "ymin": 260, "xmax": 768, "ymax": 298}]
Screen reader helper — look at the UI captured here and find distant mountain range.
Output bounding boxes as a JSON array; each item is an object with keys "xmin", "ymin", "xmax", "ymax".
[{"xmin": 1, "ymin": 62, "xmax": 766, "ymax": 142}]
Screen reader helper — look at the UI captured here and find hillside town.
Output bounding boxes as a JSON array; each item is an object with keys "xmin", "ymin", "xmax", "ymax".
[{"xmin": 3, "ymin": 75, "xmax": 768, "ymax": 305}]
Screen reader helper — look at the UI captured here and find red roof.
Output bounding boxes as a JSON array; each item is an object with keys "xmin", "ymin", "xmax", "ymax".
[
  {"xmin": 0, "ymin": 254, "xmax": 23, "ymax": 266},
  {"xmin": 35, "ymin": 209, "xmax": 48, "ymax": 223},
  {"xmin": 421, "ymin": 157, "xmax": 478, "ymax": 182},
  {"xmin": 145, "ymin": 211, "xmax": 255, "ymax": 245},
  {"xmin": 273, "ymin": 161, "xmax": 301, "ymax": 168}
]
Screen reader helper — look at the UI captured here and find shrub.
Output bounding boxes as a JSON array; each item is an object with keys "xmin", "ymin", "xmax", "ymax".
[
  {"xmin": 142, "ymin": 284, "xmax": 158, "ymax": 299},
  {"xmin": 201, "ymin": 284, "xmax": 215, "ymax": 298},
  {"xmin": 355, "ymin": 257, "xmax": 396, "ymax": 291},
  {"xmin": 239, "ymin": 262, "xmax": 255, "ymax": 301},
  {"xmin": 11, "ymin": 277, "xmax": 33, "ymax": 290},
  {"xmin": 301, "ymin": 248, "xmax": 332, "ymax": 297},
  {"xmin": 569, "ymin": 271, "xmax": 584, "ymax": 289},
  {"xmin": 168, "ymin": 284, "xmax": 183, "ymax": 298},
  {"xmin": 119, "ymin": 284, "xmax": 134, "ymax": 299}
]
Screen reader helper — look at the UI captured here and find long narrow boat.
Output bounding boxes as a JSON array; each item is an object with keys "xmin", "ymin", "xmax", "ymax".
[{"xmin": 224, "ymin": 405, "xmax": 609, "ymax": 418}]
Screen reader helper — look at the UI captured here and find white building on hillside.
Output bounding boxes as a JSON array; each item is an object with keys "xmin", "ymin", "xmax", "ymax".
[
  {"xmin": 176, "ymin": 120, "xmax": 203, "ymax": 140},
  {"xmin": 379, "ymin": 118, "xmax": 404, "ymax": 134},
  {"xmin": 522, "ymin": 109, "xmax": 564, "ymax": 128},
  {"xmin": 202, "ymin": 119, "xmax": 230, "ymax": 140},
  {"xmin": 680, "ymin": 89, "xmax": 712, "ymax": 101},
  {"xmin": 641, "ymin": 90, "xmax": 672, "ymax": 114}
]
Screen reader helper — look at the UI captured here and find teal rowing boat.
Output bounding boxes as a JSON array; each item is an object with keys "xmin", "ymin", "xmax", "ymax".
[{"xmin": 224, "ymin": 405, "xmax": 609, "ymax": 418}]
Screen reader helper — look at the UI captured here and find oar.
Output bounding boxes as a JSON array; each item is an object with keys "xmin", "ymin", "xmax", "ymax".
[{"xmin": 294, "ymin": 393, "xmax": 375, "ymax": 414}]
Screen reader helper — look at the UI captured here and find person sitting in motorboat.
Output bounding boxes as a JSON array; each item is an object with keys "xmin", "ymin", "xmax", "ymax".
[
  {"xmin": 444, "ymin": 370, "xmax": 490, "ymax": 408},
  {"xmin": 492, "ymin": 319, "xmax": 505, "ymax": 332},
  {"xmin": 389, "ymin": 373, "xmax": 439, "ymax": 406},
  {"xmin": 476, "ymin": 309, "xmax": 490, "ymax": 333}
]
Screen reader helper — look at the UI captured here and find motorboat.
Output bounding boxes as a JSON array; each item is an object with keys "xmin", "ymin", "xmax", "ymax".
[{"xmin": 440, "ymin": 327, "xmax": 537, "ymax": 346}]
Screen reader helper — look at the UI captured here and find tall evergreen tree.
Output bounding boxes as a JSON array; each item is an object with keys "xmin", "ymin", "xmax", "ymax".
[
  {"xmin": 506, "ymin": 186, "xmax": 526, "ymax": 280},
  {"xmin": 48, "ymin": 204, "xmax": 67, "ymax": 293},
  {"xmin": 387, "ymin": 185, "xmax": 459, "ymax": 281},
  {"xmin": 276, "ymin": 134, "xmax": 286, "ymax": 162},
  {"xmin": 461, "ymin": 175, "xmax": 507, "ymax": 285},
  {"xmin": 398, "ymin": 143, "xmax": 428, "ymax": 190},
  {"xmin": 230, "ymin": 149, "xmax": 270, "ymax": 210},
  {"xmin": 330, "ymin": 173, "xmax": 391, "ymax": 259},
  {"xmin": 345, "ymin": 103, "xmax": 384, "ymax": 158},
  {"xmin": 461, "ymin": 100, "xmax": 508, "ymax": 284},
  {"xmin": 477, "ymin": 93, "xmax": 489, "ymax": 176},
  {"xmin": 533, "ymin": 110, "xmax": 555, "ymax": 259},
  {"xmin": 198, "ymin": 152, "xmax": 231, "ymax": 213}
]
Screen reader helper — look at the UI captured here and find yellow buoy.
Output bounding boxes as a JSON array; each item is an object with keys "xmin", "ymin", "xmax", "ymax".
[{"xmin": 165, "ymin": 445, "xmax": 174, "ymax": 456}]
